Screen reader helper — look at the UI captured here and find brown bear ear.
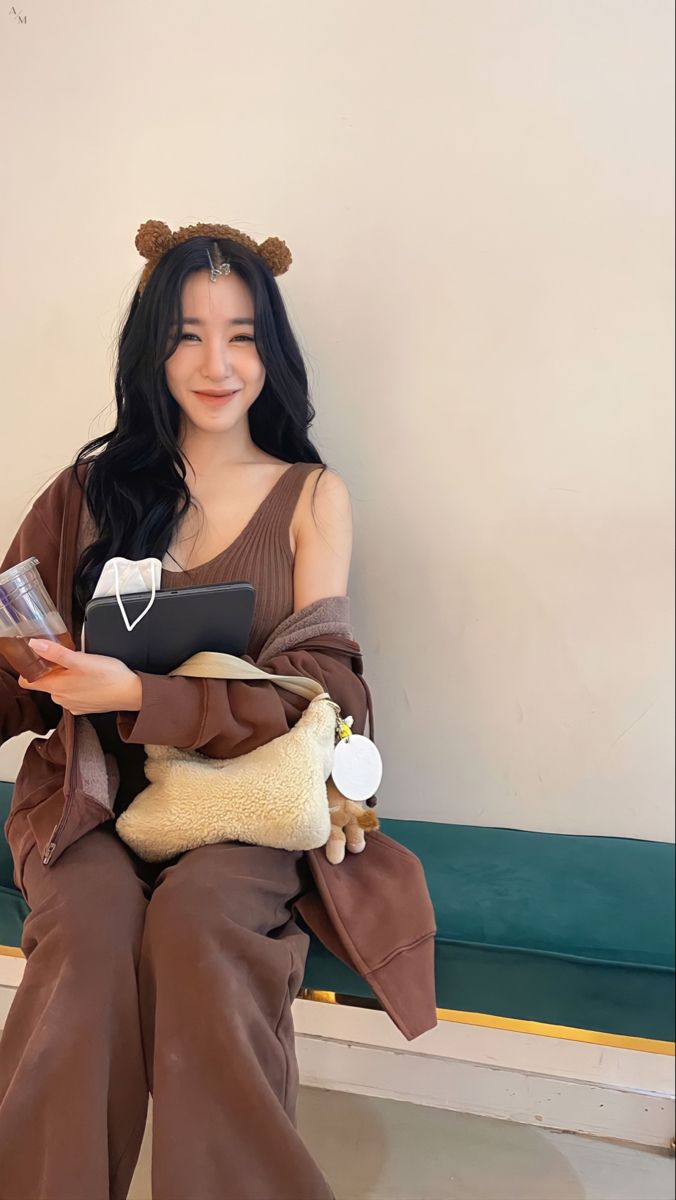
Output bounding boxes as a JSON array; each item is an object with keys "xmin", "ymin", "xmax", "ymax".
[
  {"xmin": 135, "ymin": 220, "xmax": 174, "ymax": 261},
  {"xmin": 258, "ymin": 237, "xmax": 293, "ymax": 276}
]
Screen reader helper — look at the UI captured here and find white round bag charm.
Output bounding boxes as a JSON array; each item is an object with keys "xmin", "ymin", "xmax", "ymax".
[{"xmin": 332, "ymin": 718, "xmax": 383, "ymax": 802}]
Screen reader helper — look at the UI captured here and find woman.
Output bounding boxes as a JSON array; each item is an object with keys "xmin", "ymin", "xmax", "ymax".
[{"xmin": 0, "ymin": 221, "xmax": 360, "ymax": 1200}]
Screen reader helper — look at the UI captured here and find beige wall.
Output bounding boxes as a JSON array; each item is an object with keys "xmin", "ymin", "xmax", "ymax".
[{"xmin": 1, "ymin": 1, "xmax": 673, "ymax": 839}]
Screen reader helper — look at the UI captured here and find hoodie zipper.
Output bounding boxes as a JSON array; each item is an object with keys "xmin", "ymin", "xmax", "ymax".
[
  {"xmin": 42, "ymin": 467, "xmax": 81, "ymax": 867},
  {"xmin": 42, "ymin": 832, "xmax": 58, "ymax": 865},
  {"xmin": 42, "ymin": 711, "xmax": 78, "ymax": 865}
]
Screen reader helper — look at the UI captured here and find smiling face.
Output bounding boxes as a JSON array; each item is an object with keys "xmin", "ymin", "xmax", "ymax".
[{"xmin": 164, "ymin": 268, "xmax": 266, "ymax": 442}]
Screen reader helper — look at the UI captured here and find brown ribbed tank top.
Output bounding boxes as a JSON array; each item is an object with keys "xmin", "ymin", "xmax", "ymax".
[
  {"xmin": 90, "ymin": 460, "xmax": 321, "ymax": 818},
  {"xmin": 160, "ymin": 461, "xmax": 319, "ymax": 659}
]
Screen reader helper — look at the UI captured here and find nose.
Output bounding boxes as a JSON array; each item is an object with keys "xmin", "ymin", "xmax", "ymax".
[{"xmin": 200, "ymin": 338, "xmax": 235, "ymax": 383}]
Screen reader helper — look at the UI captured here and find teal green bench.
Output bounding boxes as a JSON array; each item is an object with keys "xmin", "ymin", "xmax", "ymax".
[{"xmin": 1, "ymin": 781, "xmax": 674, "ymax": 1044}]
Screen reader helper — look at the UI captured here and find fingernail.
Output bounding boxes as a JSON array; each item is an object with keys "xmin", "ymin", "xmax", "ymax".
[{"xmin": 29, "ymin": 638, "xmax": 49, "ymax": 651}]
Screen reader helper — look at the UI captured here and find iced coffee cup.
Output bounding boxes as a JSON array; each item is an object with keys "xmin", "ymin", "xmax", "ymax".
[{"xmin": 0, "ymin": 557, "xmax": 74, "ymax": 682}]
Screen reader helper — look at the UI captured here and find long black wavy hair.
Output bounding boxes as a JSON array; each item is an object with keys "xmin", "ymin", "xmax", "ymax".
[{"xmin": 70, "ymin": 235, "xmax": 325, "ymax": 626}]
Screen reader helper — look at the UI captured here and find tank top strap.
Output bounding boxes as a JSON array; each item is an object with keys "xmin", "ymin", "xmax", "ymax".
[{"xmin": 265, "ymin": 460, "xmax": 323, "ymax": 537}]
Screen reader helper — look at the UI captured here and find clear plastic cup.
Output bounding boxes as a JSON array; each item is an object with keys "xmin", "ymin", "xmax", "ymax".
[{"xmin": 0, "ymin": 557, "xmax": 74, "ymax": 682}]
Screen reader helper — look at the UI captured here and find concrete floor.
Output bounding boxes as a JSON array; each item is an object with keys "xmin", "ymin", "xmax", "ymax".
[{"xmin": 128, "ymin": 1087, "xmax": 675, "ymax": 1200}]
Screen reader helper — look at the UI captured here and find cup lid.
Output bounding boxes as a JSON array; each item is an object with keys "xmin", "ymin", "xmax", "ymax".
[{"xmin": 0, "ymin": 557, "xmax": 40, "ymax": 589}]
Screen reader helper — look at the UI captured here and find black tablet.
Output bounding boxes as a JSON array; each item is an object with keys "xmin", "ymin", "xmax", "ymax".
[{"xmin": 83, "ymin": 581, "xmax": 255, "ymax": 675}]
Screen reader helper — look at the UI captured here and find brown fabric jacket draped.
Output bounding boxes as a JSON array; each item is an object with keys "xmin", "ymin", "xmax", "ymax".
[{"xmin": 0, "ymin": 465, "xmax": 437, "ymax": 1041}]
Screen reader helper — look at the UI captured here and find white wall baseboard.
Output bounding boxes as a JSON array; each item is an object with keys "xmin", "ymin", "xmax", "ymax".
[
  {"xmin": 292, "ymin": 998, "xmax": 675, "ymax": 1092},
  {"xmin": 295, "ymin": 1031, "xmax": 673, "ymax": 1149},
  {"xmin": 0, "ymin": 984, "xmax": 18, "ymax": 1030},
  {"xmin": 0, "ymin": 955, "xmax": 24, "ymax": 989},
  {"xmin": 291, "ymin": 1000, "xmax": 675, "ymax": 1150},
  {"xmin": 2, "ymin": 959, "xmax": 673, "ymax": 1149}
]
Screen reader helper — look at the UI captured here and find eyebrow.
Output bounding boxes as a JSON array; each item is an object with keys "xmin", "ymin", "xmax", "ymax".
[{"xmin": 177, "ymin": 317, "xmax": 255, "ymax": 327}]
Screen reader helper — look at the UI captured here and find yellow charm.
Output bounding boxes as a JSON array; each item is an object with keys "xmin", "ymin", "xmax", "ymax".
[{"xmin": 337, "ymin": 716, "xmax": 354, "ymax": 742}]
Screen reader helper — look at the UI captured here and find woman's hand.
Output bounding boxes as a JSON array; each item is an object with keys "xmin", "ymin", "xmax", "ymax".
[{"xmin": 19, "ymin": 638, "xmax": 143, "ymax": 716}]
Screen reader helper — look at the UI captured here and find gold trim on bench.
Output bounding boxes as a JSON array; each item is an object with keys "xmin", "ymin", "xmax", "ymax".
[
  {"xmin": 297, "ymin": 989, "xmax": 676, "ymax": 1057},
  {"xmin": 0, "ymin": 946, "xmax": 24, "ymax": 959}
]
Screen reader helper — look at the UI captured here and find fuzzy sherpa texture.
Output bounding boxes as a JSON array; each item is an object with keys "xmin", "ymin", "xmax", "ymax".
[{"xmin": 115, "ymin": 693, "xmax": 337, "ymax": 861}]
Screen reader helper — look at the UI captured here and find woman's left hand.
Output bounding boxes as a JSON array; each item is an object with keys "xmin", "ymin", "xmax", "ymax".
[{"xmin": 19, "ymin": 638, "xmax": 143, "ymax": 716}]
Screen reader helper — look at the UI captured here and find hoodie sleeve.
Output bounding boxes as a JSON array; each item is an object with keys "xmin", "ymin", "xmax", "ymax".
[
  {"xmin": 0, "ymin": 483, "xmax": 66, "ymax": 744},
  {"xmin": 116, "ymin": 641, "xmax": 370, "ymax": 759}
]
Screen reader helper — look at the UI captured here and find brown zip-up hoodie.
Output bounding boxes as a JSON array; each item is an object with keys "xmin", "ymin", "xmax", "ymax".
[{"xmin": 1, "ymin": 465, "xmax": 437, "ymax": 1041}]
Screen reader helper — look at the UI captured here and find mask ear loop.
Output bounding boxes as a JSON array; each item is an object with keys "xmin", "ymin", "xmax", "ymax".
[{"xmin": 114, "ymin": 560, "xmax": 158, "ymax": 633}]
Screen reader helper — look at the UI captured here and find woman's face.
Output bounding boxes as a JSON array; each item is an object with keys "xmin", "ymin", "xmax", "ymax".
[{"xmin": 165, "ymin": 269, "xmax": 266, "ymax": 439}]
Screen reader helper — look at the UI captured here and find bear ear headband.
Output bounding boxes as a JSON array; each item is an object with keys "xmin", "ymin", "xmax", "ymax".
[{"xmin": 135, "ymin": 219, "xmax": 293, "ymax": 296}]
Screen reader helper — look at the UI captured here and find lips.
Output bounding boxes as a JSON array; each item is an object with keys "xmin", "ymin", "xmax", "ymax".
[
  {"xmin": 193, "ymin": 391, "xmax": 240, "ymax": 405},
  {"xmin": 194, "ymin": 389, "xmax": 240, "ymax": 401}
]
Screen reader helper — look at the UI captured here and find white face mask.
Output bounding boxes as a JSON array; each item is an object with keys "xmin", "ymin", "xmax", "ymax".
[{"xmin": 84, "ymin": 557, "xmax": 163, "ymax": 646}]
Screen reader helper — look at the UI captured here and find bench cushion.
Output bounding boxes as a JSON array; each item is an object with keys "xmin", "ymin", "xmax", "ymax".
[
  {"xmin": 301, "ymin": 820, "xmax": 675, "ymax": 1041},
  {"xmin": 1, "ymin": 782, "xmax": 674, "ymax": 1040}
]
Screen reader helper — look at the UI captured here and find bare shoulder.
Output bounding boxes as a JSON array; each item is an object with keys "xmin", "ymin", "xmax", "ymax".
[
  {"xmin": 295, "ymin": 466, "xmax": 352, "ymax": 536},
  {"xmin": 291, "ymin": 466, "xmax": 353, "ymax": 607}
]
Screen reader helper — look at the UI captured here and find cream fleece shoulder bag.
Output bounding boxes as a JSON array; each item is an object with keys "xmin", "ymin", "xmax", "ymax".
[{"xmin": 115, "ymin": 651, "xmax": 345, "ymax": 862}]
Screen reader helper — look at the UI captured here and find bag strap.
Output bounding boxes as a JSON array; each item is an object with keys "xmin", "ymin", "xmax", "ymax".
[{"xmin": 168, "ymin": 651, "xmax": 329, "ymax": 704}]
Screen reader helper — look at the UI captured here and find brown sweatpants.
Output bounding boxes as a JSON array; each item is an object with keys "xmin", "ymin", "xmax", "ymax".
[{"xmin": 0, "ymin": 823, "xmax": 335, "ymax": 1200}]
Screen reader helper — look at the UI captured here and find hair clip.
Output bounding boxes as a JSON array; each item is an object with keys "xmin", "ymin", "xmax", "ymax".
[{"xmin": 206, "ymin": 245, "xmax": 231, "ymax": 281}]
